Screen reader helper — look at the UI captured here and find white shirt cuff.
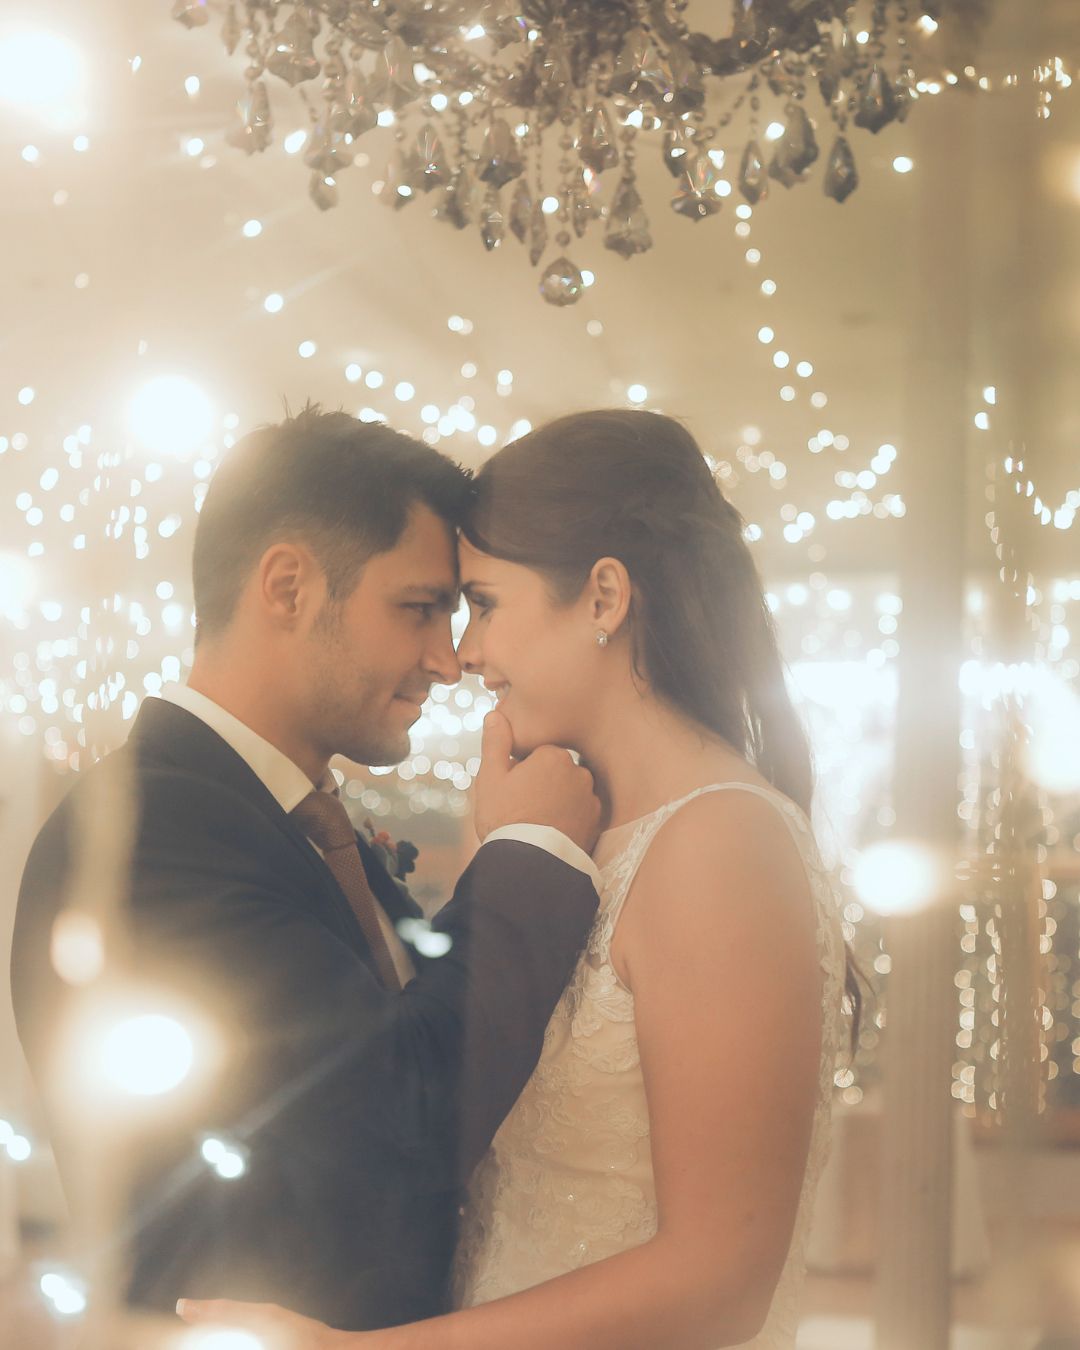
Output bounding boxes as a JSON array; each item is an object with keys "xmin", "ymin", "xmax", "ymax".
[{"xmin": 482, "ymin": 825, "xmax": 601, "ymax": 890}]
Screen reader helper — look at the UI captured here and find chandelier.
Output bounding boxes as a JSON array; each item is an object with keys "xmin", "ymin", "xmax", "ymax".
[{"xmin": 175, "ymin": 0, "xmax": 987, "ymax": 305}]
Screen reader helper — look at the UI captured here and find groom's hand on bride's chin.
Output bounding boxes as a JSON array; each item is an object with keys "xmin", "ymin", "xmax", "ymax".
[{"xmin": 474, "ymin": 710, "xmax": 601, "ymax": 853}]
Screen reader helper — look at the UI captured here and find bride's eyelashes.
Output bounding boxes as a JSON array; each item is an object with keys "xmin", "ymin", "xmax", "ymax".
[{"xmin": 466, "ymin": 592, "xmax": 495, "ymax": 617}]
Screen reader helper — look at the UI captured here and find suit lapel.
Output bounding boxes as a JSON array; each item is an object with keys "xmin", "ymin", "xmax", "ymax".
[{"xmin": 128, "ymin": 701, "xmax": 375, "ymax": 963}]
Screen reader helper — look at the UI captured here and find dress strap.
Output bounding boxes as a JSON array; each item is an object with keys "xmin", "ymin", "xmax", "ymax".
[{"xmin": 603, "ymin": 781, "xmax": 813, "ymax": 938}]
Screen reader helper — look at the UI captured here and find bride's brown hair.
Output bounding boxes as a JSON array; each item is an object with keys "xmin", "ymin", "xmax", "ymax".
[{"xmin": 464, "ymin": 408, "xmax": 862, "ymax": 1032}]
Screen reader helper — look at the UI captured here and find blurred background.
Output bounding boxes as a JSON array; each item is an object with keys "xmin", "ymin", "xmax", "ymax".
[{"xmin": 1, "ymin": 0, "xmax": 1079, "ymax": 1346}]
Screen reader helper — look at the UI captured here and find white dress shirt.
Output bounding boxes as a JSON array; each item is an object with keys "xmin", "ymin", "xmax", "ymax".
[{"xmin": 157, "ymin": 686, "xmax": 599, "ymax": 985}]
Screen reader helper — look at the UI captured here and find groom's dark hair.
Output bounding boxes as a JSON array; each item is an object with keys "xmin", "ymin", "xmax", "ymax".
[{"xmin": 192, "ymin": 403, "xmax": 472, "ymax": 642}]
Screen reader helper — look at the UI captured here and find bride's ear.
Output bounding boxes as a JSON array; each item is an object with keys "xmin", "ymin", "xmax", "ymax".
[{"xmin": 586, "ymin": 557, "xmax": 632, "ymax": 637}]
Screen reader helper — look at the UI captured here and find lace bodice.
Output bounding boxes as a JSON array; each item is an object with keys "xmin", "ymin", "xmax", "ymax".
[{"xmin": 453, "ymin": 783, "xmax": 846, "ymax": 1348}]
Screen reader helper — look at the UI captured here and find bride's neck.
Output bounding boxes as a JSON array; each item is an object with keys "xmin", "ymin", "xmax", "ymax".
[{"xmin": 576, "ymin": 680, "xmax": 745, "ymax": 833}]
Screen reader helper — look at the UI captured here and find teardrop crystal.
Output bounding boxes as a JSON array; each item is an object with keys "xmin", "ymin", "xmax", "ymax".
[
  {"xmin": 578, "ymin": 104, "xmax": 619, "ymax": 174},
  {"xmin": 738, "ymin": 138, "xmax": 767, "ymax": 204},
  {"xmin": 371, "ymin": 36, "xmax": 421, "ymax": 112},
  {"xmin": 479, "ymin": 119, "xmax": 525, "ymax": 188},
  {"xmin": 509, "ymin": 178, "xmax": 532, "ymax": 243},
  {"xmin": 671, "ymin": 153, "xmax": 721, "ymax": 220},
  {"xmin": 539, "ymin": 255, "xmax": 585, "ymax": 306},
  {"xmin": 413, "ymin": 125, "xmax": 449, "ymax": 192},
  {"xmin": 266, "ymin": 11, "xmax": 321, "ymax": 87},
  {"xmin": 604, "ymin": 176, "xmax": 652, "ymax": 258},
  {"xmin": 309, "ymin": 172, "xmax": 339, "ymax": 211},
  {"xmin": 437, "ymin": 164, "xmax": 474, "ymax": 230},
  {"xmin": 853, "ymin": 65, "xmax": 898, "ymax": 134},
  {"xmin": 226, "ymin": 79, "xmax": 273, "ymax": 154},
  {"xmin": 528, "ymin": 201, "xmax": 549, "ymax": 266},
  {"xmin": 480, "ymin": 187, "xmax": 505, "ymax": 251},
  {"xmin": 823, "ymin": 135, "xmax": 858, "ymax": 203}
]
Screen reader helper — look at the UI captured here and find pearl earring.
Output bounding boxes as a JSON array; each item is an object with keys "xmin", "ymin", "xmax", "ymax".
[{"xmin": 595, "ymin": 630, "xmax": 609, "ymax": 647}]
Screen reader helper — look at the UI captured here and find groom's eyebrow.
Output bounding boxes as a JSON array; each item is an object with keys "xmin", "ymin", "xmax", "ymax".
[{"xmin": 398, "ymin": 584, "xmax": 459, "ymax": 610}]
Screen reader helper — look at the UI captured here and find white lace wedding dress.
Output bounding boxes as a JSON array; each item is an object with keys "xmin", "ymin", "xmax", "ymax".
[{"xmin": 454, "ymin": 783, "xmax": 846, "ymax": 1348}]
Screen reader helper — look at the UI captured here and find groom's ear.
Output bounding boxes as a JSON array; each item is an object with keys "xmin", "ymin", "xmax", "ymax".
[
  {"xmin": 258, "ymin": 540, "xmax": 327, "ymax": 630},
  {"xmin": 587, "ymin": 556, "xmax": 632, "ymax": 634}
]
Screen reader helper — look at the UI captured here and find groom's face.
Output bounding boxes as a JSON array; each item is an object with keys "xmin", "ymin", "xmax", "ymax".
[{"xmin": 303, "ymin": 503, "xmax": 462, "ymax": 767}]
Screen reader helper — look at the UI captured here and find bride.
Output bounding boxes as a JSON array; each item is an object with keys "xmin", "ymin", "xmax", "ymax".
[{"xmin": 179, "ymin": 408, "xmax": 857, "ymax": 1349}]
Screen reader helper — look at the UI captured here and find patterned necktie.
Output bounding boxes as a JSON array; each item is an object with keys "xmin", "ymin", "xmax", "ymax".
[{"xmin": 291, "ymin": 789, "xmax": 403, "ymax": 991}]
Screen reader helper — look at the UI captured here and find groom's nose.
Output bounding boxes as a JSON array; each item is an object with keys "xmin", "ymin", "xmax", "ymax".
[{"xmin": 423, "ymin": 619, "xmax": 461, "ymax": 686}]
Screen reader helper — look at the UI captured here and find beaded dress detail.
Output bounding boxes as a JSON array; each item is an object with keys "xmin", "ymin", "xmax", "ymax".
[{"xmin": 453, "ymin": 783, "xmax": 846, "ymax": 1348}]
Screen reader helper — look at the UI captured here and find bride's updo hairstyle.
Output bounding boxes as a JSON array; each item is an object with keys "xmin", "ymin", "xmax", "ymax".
[{"xmin": 464, "ymin": 408, "xmax": 862, "ymax": 1026}]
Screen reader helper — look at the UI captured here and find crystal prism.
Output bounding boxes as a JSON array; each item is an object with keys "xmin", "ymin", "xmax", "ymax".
[
  {"xmin": 570, "ymin": 181, "xmax": 594, "ymax": 238},
  {"xmin": 371, "ymin": 37, "xmax": 421, "ymax": 112},
  {"xmin": 481, "ymin": 188, "xmax": 504, "ymax": 251},
  {"xmin": 437, "ymin": 164, "xmax": 474, "ymax": 230},
  {"xmin": 578, "ymin": 104, "xmax": 618, "ymax": 174},
  {"xmin": 479, "ymin": 119, "xmax": 525, "ymax": 189},
  {"xmin": 781, "ymin": 106, "xmax": 819, "ymax": 175},
  {"xmin": 221, "ymin": 4, "xmax": 242, "ymax": 53},
  {"xmin": 604, "ymin": 177, "xmax": 652, "ymax": 258},
  {"xmin": 853, "ymin": 65, "xmax": 898, "ymax": 134},
  {"xmin": 528, "ymin": 201, "xmax": 548, "ymax": 266},
  {"xmin": 172, "ymin": 0, "xmax": 209, "ymax": 28},
  {"xmin": 304, "ymin": 122, "xmax": 355, "ymax": 174},
  {"xmin": 226, "ymin": 80, "xmax": 272, "ymax": 155},
  {"xmin": 609, "ymin": 27, "xmax": 672, "ymax": 105},
  {"xmin": 380, "ymin": 150, "xmax": 417, "ymax": 210},
  {"xmin": 894, "ymin": 66, "xmax": 918, "ymax": 123},
  {"xmin": 266, "ymin": 11, "xmax": 321, "ymax": 87},
  {"xmin": 310, "ymin": 172, "xmax": 338, "ymax": 211},
  {"xmin": 539, "ymin": 255, "xmax": 585, "ymax": 307},
  {"xmin": 818, "ymin": 27, "xmax": 855, "ymax": 103},
  {"xmin": 662, "ymin": 122, "xmax": 696, "ymax": 178},
  {"xmin": 823, "ymin": 135, "xmax": 858, "ymax": 203},
  {"xmin": 332, "ymin": 68, "xmax": 377, "ymax": 139},
  {"xmin": 738, "ymin": 138, "xmax": 767, "ymax": 204},
  {"xmin": 667, "ymin": 42, "xmax": 705, "ymax": 115},
  {"xmin": 509, "ymin": 178, "xmax": 532, "ymax": 243},
  {"xmin": 413, "ymin": 125, "xmax": 449, "ymax": 192},
  {"xmin": 768, "ymin": 144, "xmax": 802, "ymax": 189},
  {"xmin": 671, "ymin": 153, "xmax": 721, "ymax": 220}
]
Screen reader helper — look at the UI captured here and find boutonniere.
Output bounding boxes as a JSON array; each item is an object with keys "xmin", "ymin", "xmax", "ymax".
[{"xmin": 362, "ymin": 818, "xmax": 419, "ymax": 885}]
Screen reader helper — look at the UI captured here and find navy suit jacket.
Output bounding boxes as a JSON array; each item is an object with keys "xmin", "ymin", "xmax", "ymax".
[{"xmin": 11, "ymin": 698, "xmax": 598, "ymax": 1329}]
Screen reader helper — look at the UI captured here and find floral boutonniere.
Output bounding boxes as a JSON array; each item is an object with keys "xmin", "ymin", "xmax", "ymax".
[{"xmin": 362, "ymin": 818, "xmax": 420, "ymax": 891}]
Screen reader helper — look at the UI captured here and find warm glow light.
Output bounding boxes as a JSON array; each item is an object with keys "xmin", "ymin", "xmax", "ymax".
[
  {"xmin": 0, "ymin": 31, "xmax": 85, "ymax": 120},
  {"xmin": 627, "ymin": 384, "xmax": 647, "ymax": 403},
  {"xmin": 179, "ymin": 1331, "xmax": 265, "ymax": 1350},
  {"xmin": 50, "ymin": 909, "xmax": 105, "ymax": 986},
  {"xmin": 0, "ymin": 551, "xmax": 36, "ymax": 620},
  {"xmin": 1024, "ymin": 672, "xmax": 1080, "ymax": 793},
  {"xmin": 852, "ymin": 841, "xmax": 944, "ymax": 915},
  {"xmin": 129, "ymin": 376, "xmax": 214, "ymax": 457},
  {"xmin": 100, "ymin": 1013, "xmax": 194, "ymax": 1096}
]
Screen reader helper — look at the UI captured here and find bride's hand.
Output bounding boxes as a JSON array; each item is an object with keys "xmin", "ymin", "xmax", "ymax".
[{"xmin": 177, "ymin": 1297, "xmax": 360, "ymax": 1349}]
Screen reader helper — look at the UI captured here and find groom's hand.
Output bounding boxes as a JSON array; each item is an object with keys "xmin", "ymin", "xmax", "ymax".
[{"xmin": 475, "ymin": 710, "xmax": 601, "ymax": 853}]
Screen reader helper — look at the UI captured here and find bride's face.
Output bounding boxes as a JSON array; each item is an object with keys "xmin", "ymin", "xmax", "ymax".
[{"xmin": 457, "ymin": 537, "xmax": 597, "ymax": 756}]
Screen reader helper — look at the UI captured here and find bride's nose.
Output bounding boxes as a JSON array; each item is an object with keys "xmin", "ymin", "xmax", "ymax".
[{"xmin": 457, "ymin": 618, "xmax": 483, "ymax": 676}]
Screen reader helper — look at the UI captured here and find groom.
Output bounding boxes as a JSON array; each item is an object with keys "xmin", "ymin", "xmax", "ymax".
[{"xmin": 11, "ymin": 408, "xmax": 601, "ymax": 1330}]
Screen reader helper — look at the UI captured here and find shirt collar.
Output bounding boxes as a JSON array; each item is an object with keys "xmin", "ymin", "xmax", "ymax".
[{"xmin": 157, "ymin": 684, "xmax": 336, "ymax": 813}]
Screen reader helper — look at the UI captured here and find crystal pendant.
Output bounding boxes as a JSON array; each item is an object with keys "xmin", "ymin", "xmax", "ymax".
[
  {"xmin": 667, "ymin": 42, "xmax": 705, "ymax": 115},
  {"xmin": 343, "ymin": 7, "xmax": 386, "ymax": 50},
  {"xmin": 332, "ymin": 68, "xmax": 377, "ymax": 138},
  {"xmin": 437, "ymin": 164, "xmax": 474, "ymax": 230},
  {"xmin": 893, "ymin": 66, "xmax": 918, "ymax": 123},
  {"xmin": 483, "ymin": 0, "xmax": 527, "ymax": 48},
  {"xmin": 528, "ymin": 201, "xmax": 549, "ymax": 266},
  {"xmin": 604, "ymin": 176, "xmax": 652, "ymax": 258},
  {"xmin": 578, "ymin": 104, "xmax": 618, "ymax": 174},
  {"xmin": 304, "ymin": 122, "xmax": 354, "ymax": 174},
  {"xmin": 768, "ymin": 144, "xmax": 802, "ymax": 189},
  {"xmin": 609, "ymin": 27, "xmax": 672, "ymax": 105},
  {"xmin": 380, "ymin": 150, "xmax": 416, "ymax": 210},
  {"xmin": 413, "ymin": 125, "xmax": 449, "ymax": 191},
  {"xmin": 226, "ymin": 80, "xmax": 273, "ymax": 154},
  {"xmin": 481, "ymin": 189, "xmax": 504, "ymax": 251},
  {"xmin": 539, "ymin": 255, "xmax": 585, "ymax": 307},
  {"xmin": 310, "ymin": 172, "xmax": 338, "ymax": 211},
  {"xmin": 738, "ymin": 138, "xmax": 767, "ymax": 204},
  {"xmin": 479, "ymin": 119, "xmax": 525, "ymax": 189},
  {"xmin": 662, "ymin": 122, "xmax": 696, "ymax": 178},
  {"xmin": 570, "ymin": 181, "xmax": 594, "ymax": 238},
  {"xmin": 671, "ymin": 153, "xmax": 721, "ymax": 220},
  {"xmin": 509, "ymin": 178, "xmax": 532, "ymax": 243},
  {"xmin": 818, "ymin": 27, "xmax": 856, "ymax": 103},
  {"xmin": 853, "ymin": 65, "xmax": 898, "ymax": 134},
  {"xmin": 266, "ymin": 11, "xmax": 321, "ymax": 87},
  {"xmin": 221, "ymin": 4, "xmax": 242, "ymax": 53},
  {"xmin": 823, "ymin": 135, "xmax": 858, "ymax": 203},
  {"xmin": 172, "ymin": 0, "xmax": 209, "ymax": 28},
  {"xmin": 780, "ymin": 106, "xmax": 819, "ymax": 175},
  {"xmin": 372, "ymin": 37, "xmax": 421, "ymax": 112}
]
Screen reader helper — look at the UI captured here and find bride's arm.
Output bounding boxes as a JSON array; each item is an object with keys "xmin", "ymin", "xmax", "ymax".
[{"xmin": 182, "ymin": 791, "xmax": 825, "ymax": 1350}]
